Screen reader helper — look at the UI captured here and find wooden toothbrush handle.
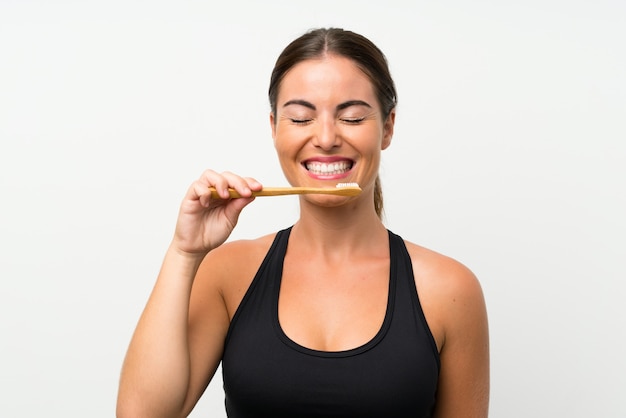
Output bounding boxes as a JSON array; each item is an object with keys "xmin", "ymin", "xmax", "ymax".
[{"xmin": 208, "ymin": 186, "xmax": 361, "ymax": 199}]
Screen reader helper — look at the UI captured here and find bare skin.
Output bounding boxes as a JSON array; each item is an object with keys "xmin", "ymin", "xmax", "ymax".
[{"xmin": 116, "ymin": 54, "xmax": 489, "ymax": 417}]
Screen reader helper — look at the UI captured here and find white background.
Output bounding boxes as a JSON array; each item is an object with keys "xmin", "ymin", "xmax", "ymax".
[{"xmin": 1, "ymin": 1, "xmax": 624, "ymax": 416}]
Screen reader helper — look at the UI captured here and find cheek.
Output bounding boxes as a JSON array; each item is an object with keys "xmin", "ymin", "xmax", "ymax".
[
  {"xmin": 347, "ymin": 126, "xmax": 385, "ymax": 151},
  {"xmin": 272, "ymin": 125, "xmax": 288, "ymax": 150},
  {"xmin": 274, "ymin": 124, "xmax": 309, "ymax": 150}
]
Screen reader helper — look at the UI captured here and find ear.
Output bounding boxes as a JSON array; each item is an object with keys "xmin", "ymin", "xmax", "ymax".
[
  {"xmin": 270, "ymin": 112, "xmax": 277, "ymax": 145},
  {"xmin": 381, "ymin": 109, "xmax": 395, "ymax": 150}
]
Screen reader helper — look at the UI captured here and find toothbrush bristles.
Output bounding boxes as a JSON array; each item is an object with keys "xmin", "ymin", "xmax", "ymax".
[{"xmin": 336, "ymin": 182, "xmax": 360, "ymax": 188}]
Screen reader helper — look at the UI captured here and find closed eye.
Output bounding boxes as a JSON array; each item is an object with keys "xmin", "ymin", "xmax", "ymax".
[
  {"xmin": 340, "ymin": 117, "xmax": 365, "ymax": 124},
  {"xmin": 290, "ymin": 118, "xmax": 313, "ymax": 125}
]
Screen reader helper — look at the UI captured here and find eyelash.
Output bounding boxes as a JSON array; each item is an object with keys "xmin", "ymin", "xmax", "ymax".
[
  {"xmin": 341, "ymin": 117, "xmax": 365, "ymax": 124},
  {"xmin": 290, "ymin": 118, "xmax": 312, "ymax": 125},
  {"xmin": 289, "ymin": 117, "xmax": 364, "ymax": 125}
]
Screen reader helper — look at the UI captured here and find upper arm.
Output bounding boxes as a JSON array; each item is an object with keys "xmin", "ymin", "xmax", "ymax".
[
  {"xmin": 180, "ymin": 251, "xmax": 232, "ymax": 415},
  {"xmin": 180, "ymin": 237, "xmax": 271, "ymax": 416},
  {"xmin": 432, "ymin": 263, "xmax": 490, "ymax": 418}
]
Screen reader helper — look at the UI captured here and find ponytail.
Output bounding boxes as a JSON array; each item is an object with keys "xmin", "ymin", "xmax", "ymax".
[{"xmin": 374, "ymin": 175, "xmax": 383, "ymax": 219}]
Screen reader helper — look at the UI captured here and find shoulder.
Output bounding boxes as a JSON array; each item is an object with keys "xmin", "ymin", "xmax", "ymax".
[
  {"xmin": 402, "ymin": 239, "xmax": 490, "ymax": 415},
  {"xmin": 403, "ymin": 239, "xmax": 482, "ymax": 297},
  {"xmin": 402, "ymin": 239, "xmax": 487, "ymax": 349},
  {"xmin": 194, "ymin": 232, "xmax": 278, "ymax": 319},
  {"xmin": 403, "ymin": 240, "xmax": 490, "ymax": 415},
  {"xmin": 202, "ymin": 232, "xmax": 277, "ymax": 272}
]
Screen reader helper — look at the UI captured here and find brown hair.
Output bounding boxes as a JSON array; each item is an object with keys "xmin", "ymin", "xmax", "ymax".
[{"xmin": 268, "ymin": 28, "xmax": 397, "ymax": 218}]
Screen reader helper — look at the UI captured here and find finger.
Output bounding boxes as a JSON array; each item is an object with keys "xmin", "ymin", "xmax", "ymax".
[
  {"xmin": 196, "ymin": 170, "xmax": 261, "ymax": 200},
  {"xmin": 198, "ymin": 169, "xmax": 231, "ymax": 199},
  {"xmin": 243, "ymin": 177, "xmax": 263, "ymax": 192},
  {"xmin": 186, "ymin": 180, "xmax": 215, "ymax": 208},
  {"xmin": 219, "ymin": 171, "xmax": 254, "ymax": 197},
  {"xmin": 207, "ymin": 172, "xmax": 261, "ymax": 199}
]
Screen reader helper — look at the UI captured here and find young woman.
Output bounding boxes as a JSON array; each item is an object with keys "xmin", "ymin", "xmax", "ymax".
[{"xmin": 117, "ymin": 27, "xmax": 489, "ymax": 418}]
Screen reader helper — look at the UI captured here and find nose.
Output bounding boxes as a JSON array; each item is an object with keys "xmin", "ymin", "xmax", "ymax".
[{"xmin": 311, "ymin": 114, "xmax": 341, "ymax": 151}]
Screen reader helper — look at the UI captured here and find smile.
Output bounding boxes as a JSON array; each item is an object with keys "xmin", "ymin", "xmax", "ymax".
[{"xmin": 305, "ymin": 161, "xmax": 353, "ymax": 175}]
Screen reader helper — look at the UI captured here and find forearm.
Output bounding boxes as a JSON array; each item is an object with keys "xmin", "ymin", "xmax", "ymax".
[{"xmin": 117, "ymin": 246, "xmax": 205, "ymax": 418}]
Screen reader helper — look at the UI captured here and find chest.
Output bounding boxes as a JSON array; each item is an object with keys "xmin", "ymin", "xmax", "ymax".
[
  {"xmin": 278, "ymin": 257, "xmax": 390, "ymax": 352},
  {"xmin": 223, "ymin": 341, "xmax": 438, "ymax": 418},
  {"xmin": 221, "ymin": 240, "xmax": 440, "ymax": 417}
]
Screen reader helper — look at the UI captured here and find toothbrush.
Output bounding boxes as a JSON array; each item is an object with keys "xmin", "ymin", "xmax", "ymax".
[{"xmin": 209, "ymin": 183, "xmax": 361, "ymax": 199}]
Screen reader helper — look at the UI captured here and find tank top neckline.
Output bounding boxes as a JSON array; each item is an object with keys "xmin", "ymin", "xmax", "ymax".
[{"xmin": 270, "ymin": 227, "xmax": 398, "ymax": 358}]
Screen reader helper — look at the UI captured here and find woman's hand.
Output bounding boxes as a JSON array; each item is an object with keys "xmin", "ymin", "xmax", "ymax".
[{"xmin": 172, "ymin": 169, "xmax": 262, "ymax": 255}]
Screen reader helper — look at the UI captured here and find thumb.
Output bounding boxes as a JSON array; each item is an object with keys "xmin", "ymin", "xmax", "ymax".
[{"xmin": 223, "ymin": 196, "xmax": 256, "ymax": 226}]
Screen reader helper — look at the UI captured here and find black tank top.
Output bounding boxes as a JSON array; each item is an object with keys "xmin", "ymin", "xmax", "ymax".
[{"xmin": 222, "ymin": 227, "xmax": 440, "ymax": 417}]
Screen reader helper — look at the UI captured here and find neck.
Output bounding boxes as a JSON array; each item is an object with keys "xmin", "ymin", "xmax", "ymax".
[{"xmin": 290, "ymin": 197, "xmax": 388, "ymax": 258}]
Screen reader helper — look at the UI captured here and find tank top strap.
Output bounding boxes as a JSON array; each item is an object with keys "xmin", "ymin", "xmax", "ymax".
[
  {"xmin": 224, "ymin": 226, "xmax": 292, "ymax": 346},
  {"xmin": 387, "ymin": 229, "xmax": 440, "ymax": 368}
]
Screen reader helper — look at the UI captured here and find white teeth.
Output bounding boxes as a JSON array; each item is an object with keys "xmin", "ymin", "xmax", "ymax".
[{"xmin": 305, "ymin": 161, "xmax": 352, "ymax": 175}]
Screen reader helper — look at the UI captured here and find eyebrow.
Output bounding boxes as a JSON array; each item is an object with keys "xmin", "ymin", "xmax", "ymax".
[
  {"xmin": 283, "ymin": 99, "xmax": 316, "ymax": 110},
  {"xmin": 282, "ymin": 99, "xmax": 372, "ymax": 111},
  {"xmin": 337, "ymin": 100, "xmax": 372, "ymax": 111}
]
